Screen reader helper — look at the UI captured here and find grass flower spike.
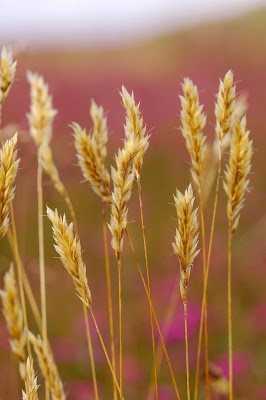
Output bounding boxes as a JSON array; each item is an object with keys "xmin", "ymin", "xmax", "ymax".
[
  {"xmin": 0, "ymin": 46, "xmax": 17, "ymax": 104},
  {"xmin": 0, "ymin": 264, "xmax": 27, "ymax": 379},
  {"xmin": 27, "ymin": 72, "xmax": 57, "ymax": 148},
  {"xmin": 172, "ymin": 183, "xmax": 200, "ymax": 303},
  {"xmin": 109, "ymin": 135, "xmax": 146, "ymax": 258},
  {"xmin": 22, "ymin": 357, "xmax": 39, "ymax": 400},
  {"xmin": 215, "ymin": 70, "xmax": 236, "ymax": 141},
  {"xmin": 121, "ymin": 86, "xmax": 149, "ymax": 179},
  {"xmin": 180, "ymin": 78, "xmax": 206, "ymax": 188},
  {"xmin": 29, "ymin": 333, "xmax": 65, "ymax": 400},
  {"xmin": 47, "ymin": 207, "xmax": 92, "ymax": 308},
  {"xmin": 224, "ymin": 115, "xmax": 253, "ymax": 232},
  {"xmin": 73, "ymin": 101, "xmax": 111, "ymax": 203},
  {"xmin": 0, "ymin": 133, "xmax": 20, "ymax": 239}
]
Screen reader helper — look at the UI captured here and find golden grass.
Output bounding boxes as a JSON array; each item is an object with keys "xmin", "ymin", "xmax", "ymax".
[
  {"xmin": 0, "ymin": 264, "xmax": 27, "ymax": 379},
  {"xmin": 0, "ymin": 45, "xmax": 254, "ymax": 400},
  {"xmin": 29, "ymin": 332, "xmax": 66, "ymax": 400},
  {"xmin": 22, "ymin": 357, "xmax": 39, "ymax": 400}
]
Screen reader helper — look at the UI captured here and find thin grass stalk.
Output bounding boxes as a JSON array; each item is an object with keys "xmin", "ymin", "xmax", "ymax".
[
  {"xmin": 83, "ymin": 304, "xmax": 99, "ymax": 400},
  {"xmin": 9, "ymin": 203, "xmax": 31, "ymax": 358},
  {"xmin": 184, "ymin": 298, "xmax": 190, "ymax": 400},
  {"xmin": 37, "ymin": 161, "xmax": 49, "ymax": 400},
  {"xmin": 117, "ymin": 255, "xmax": 123, "ymax": 400},
  {"xmin": 147, "ymin": 278, "xmax": 179, "ymax": 400},
  {"xmin": 199, "ymin": 187, "xmax": 209, "ymax": 399},
  {"xmin": 194, "ymin": 145, "xmax": 222, "ymax": 400},
  {"xmin": 137, "ymin": 177, "xmax": 158, "ymax": 399},
  {"xmin": 90, "ymin": 309, "xmax": 124, "ymax": 399},
  {"xmin": 125, "ymin": 229, "xmax": 181, "ymax": 400},
  {"xmin": 0, "ymin": 105, "xmax": 31, "ymax": 359},
  {"xmin": 102, "ymin": 202, "xmax": 117, "ymax": 400},
  {"xmin": 228, "ymin": 221, "xmax": 233, "ymax": 400},
  {"xmin": 37, "ymin": 162, "xmax": 46, "ymax": 341},
  {"xmin": 7, "ymin": 227, "xmax": 43, "ymax": 332}
]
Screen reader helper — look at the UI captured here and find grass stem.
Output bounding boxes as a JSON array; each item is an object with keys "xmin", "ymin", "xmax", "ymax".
[
  {"xmin": 102, "ymin": 202, "xmax": 117, "ymax": 400},
  {"xmin": 184, "ymin": 298, "xmax": 190, "ymax": 400},
  {"xmin": 137, "ymin": 178, "xmax": 158, "ymax": 399},
  {"xmin": 125, "ymin": 229, "xmax": 181, "ymax": 400},
  {"xmin": 228, "ymin": 221, "xmax": 233, "ymax": 400},
  {"xmin": 194, "ymin": 145, "xmax": 222, "ymax": 400},
  {"xmin": 83, "ymin": 304, "xmax": 99, "ymax": 400}
]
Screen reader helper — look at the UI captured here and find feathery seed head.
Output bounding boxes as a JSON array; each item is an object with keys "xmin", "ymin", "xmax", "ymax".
[
  {"xmin": 109, "ymin": 135, "xmax": 146, "ymax": 258},
  {"xmin": 27, "ymin": 72, "xmax": 57, "ymax": 148},
  {"xmin": 180, "ymin": 78, "xmax": 206, "ymax": 188},
  {"xmin": 47, "ymin": 207, "xmax": 92, "ymax": 308},
  {"xmin": 120, "ymin": 85, "xmax": 149, "ymax": 179},
  {"xmin": 29, "ymin": 333, "xmax": 65, "ymax": 400},
  {"xmin": 90, "ymin": 99, "xmax": 108, "ymax": 162},
  {"xmin": 72, "ymin": 120, "xmax": 111, "ymax": 203},
  {"xmin": 22, "ymin": 357, "xmax": 39, "ymax": 400},
  {"xmin": 172, "ymin": 184, "xmax": 200, "ymax": 302},
  {"xmin": 0, "ymin": 46, "xmax": 17, "ymax": 103},
  {"xmin": 223, "ymin": 116, "xmax": 253, "ymax": 232},
  {"xmin": 0, "ymin": 263, "xmax": 27, "ymax": 378},
  {"xmin": 215, "ymin": 70, "xmax": 236, "ymax": 141},
  {"xmin": 0, "ymin": 133, "xmax": 20, "ymax": 239}
]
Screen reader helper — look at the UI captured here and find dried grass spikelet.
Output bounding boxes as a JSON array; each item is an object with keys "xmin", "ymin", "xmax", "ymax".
[
  {"xmin": 109, "ymin": 135, "xmax": 146, "ymax": 258},
  {"xmin": 0, "ymin": 264, "xmax": 27, "ymax": 379},
  {"xmin": 172, "ymin": 184, "xmax": 200, "ymax": 302},
  {"xmin": 27, "ymin": 72, "xmax": 57, "ymax": 148},
  {"xmin": 223, "ymin": 116, "xmax": 253, "ymax": 233},
  {"xmin": 120, "ymin": 86, "xmax": 149, "ymax": 179},
  {"xmin": 0, "ymin": 133, "xmax": 20, "ymax": 239},
  {"xmin": 72, "ymin": 101, "xmax": 111, "ymax": 203},
  {"xmin": 180, "ymin": 78, "xmax": 206, "ymax": 188},
  {"xmin": 29, "ymin": 332, "xmax": 65, "ymax": 400},
  {"xmin": 215, "ymin": 70, "xmax": 236, "ymax": 141},
  {"xmin": 0, "ymin": 46, "xmax": 17, "ymax": 104},
  {"xmin": 38, "ymin": 142, "xmax": 67, "ymax": 199},
  {"xmin": 46, "ymin": 207, "xmax": 92, "ymax": 308},
  {"xmin": 22, "ymin": 357, "xmax": 39, "ymax": 400}
]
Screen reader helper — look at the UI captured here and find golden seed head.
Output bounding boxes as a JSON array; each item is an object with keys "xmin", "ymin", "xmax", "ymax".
[
  {"xmin": 22, "ymin": 357, "xmax": 39, "ymax": 400},
  {"xmin": 0, "ymin": 133, "xmax": 20, "ymax": 239},
  {"xmin": 90, "ymin": 99, "xmax": 108, "ymax": 163},
  {"xmin": 180, "ymin": 78, "xmax": 206, "ymax": 188},
  {"xmin": 0, "ymin": 263, "xmax": 27, "ymax": 378},
  {"xmin": 72, "ymin": 118, "xmax": 111, "ymax": 204},
  {"xmin": 120, "ymin": 85, "xmax": 149, "ymax": 179},
  {"xmin": 29, "ymin": 333, "xmax": 66, "ymax": 400},
  {"xmin": 27, "ymin": 72, "xmax": 57, "ymax": 148},
  {"xmin": 47, "ymin": 207, "xmax": 92, "ymax": 308},
  {"xmin": 0, "ymin": 46, "xmax": 17, "ymax": 103},
  {"xmin": 172, "ymin": 184, "xmax": 200, "ymax": 302},
  {"xmin": 223, "ymin": 116, "xmax": 253, "ymax": 232},
  {"xmin": 215, "ymin": 70, "xmax": 236, "ymax": 141},
  {"xmin": 109, "ymin": 135, "xmax": 146, "ymax": 258}
]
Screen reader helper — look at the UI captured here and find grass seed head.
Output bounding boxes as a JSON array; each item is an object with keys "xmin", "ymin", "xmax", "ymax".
[
  {"xmin": 22, "ymin": 357, "xmax": 39, "ymax": 400},
  {"xmin": 215, "ymin": 70, "xmax": 236, "ymax": 141},
  {"xmin": 0, "ymin": 133, "xmax": 20, "ymax": 239},
  {"xmin": 0, "ymin": 46, "xmax": 17, "ymax": 104},
  {"xmin": 180, "ymin": 78, "xmax": 206, "ymax": 188},
  {"xmin": 172, "ymin": 184, "xmax": 200, "ymax": 302},
  {"xmin": 29, "ymin": 333, "xmax": 65, "ymax": 400},
  {"xmin": 223, "ymin": 115, "xmax": 253, "ymax": 232},
  {"xmin": 47, "ymin": 207, "xmax": 92, "ymax": 308},
  {"xmin": 0, "ymin": 263, "xmax": 27, "ymax": 378},
  {"xmin": 120, "ymin": 85, "xmax": 149, "ymax": 179},
  {"xmin": 27, "ymin": 72, "xmax": 57, "ymax": 148}
]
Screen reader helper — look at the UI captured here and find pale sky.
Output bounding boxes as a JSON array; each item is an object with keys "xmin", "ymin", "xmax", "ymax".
[{"xmin": 1, "ymin": 0, "xmax": 265, "ymax": 46}]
